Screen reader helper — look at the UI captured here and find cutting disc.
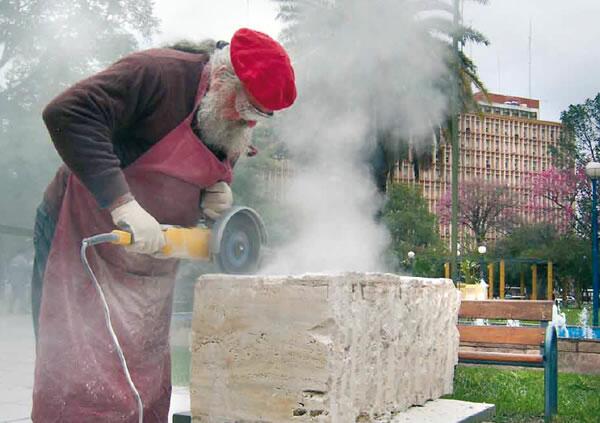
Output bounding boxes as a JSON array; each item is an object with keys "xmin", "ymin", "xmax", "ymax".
[{"xmin": 211, "ymin": 207, "xmax": 266, "ymax": 274}]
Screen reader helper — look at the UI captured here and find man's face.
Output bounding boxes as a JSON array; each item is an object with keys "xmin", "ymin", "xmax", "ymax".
[
  {"xmin": 211, "ymin": 69, "xmax": 274, "ymax": 126},
  {"xmin": 197, "ymin": 67, "xmax": 271, "ymax": 158}
]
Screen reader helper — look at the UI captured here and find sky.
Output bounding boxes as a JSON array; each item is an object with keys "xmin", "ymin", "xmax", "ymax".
[
  {"xmin": 463, "ymin": 0, "xmax": 600, "ymax": 122},
  {"xmin": 152, "ymin": 0, "xmax": 600, "ymax": 123},
  {"xmin": 151, "ymin": 0, "xmax": 281, "ymax": 46}
]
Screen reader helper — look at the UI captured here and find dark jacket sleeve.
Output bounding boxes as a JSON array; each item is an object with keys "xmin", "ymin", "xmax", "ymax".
[{"xmin": 42, "ymin": 53, "xmax": 164, "ymax": 208}]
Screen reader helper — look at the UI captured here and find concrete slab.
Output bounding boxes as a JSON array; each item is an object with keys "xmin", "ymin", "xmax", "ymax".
[
  {"xmin": 0, "ymin": 314, "xmax": 191, "ymax": 423},
  {"xmin": 171, "ymin": 399, "xmax": 495, "ymax": 423},
  {"xmin": 391, "ymin": 399, "xmax": 495, "ymax": 423},
  {"xmin": 0, "ymin": 314, "xmax": 34, "ymax": 423}
]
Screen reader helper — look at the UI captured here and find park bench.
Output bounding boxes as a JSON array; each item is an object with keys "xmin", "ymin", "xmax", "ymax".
[{"xmin": 458, "ymin": 300, "xmax": 558, "ymax": 422}]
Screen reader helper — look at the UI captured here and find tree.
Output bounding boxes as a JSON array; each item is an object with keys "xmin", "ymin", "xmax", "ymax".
[
  {"xmin": 437, "ymin": 179, "xmax": 520, "ymax": 244},
  {"xmin": 0, "ymin": 1, "xmax": 158, "ymax": 228},
  {"xmin": 272, "ymin": 0, "xmax": 490, "ymax": 189},
  {"xmin": 547, "ymin": 93, "xmax": 600, "ymax": 238},
  {"xmin": 553, "ymin": 93, "xmax": 600, "ymax": 167},
  {"xmin": 0, "ymin": 1, "xmax": 158, "ymax": 272},
  {"xmin": 382, "ymin": 183, "xmax": 444, "ymax": 275},
  {"xmin": 494, "ymin": 223, "xmax": 591, "ymax": 305},
  {"xmin": 528, "ymin": 166, "xmax": 588, "ymax": 236}
]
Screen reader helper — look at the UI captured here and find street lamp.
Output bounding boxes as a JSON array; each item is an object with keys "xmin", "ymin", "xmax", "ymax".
[
  {"xmin": 407, "ymin": 251, "xmax": 415, "ymax": 275},
  {"xmin": 478, "ymin": 245, "xmax": 487, "ymax": 282},
  {"xmin": 585, "ymin": 161, "xmax": 600, "ymax": 326}
]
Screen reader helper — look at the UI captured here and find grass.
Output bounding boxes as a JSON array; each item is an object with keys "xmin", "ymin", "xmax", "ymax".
[
  {"xmin": 447, "ymin": 366, "xmax": 600, "ymax": 422},
  {"xmin": 171, "ymin": 345, "xmax": 191, "ymax": 386},
  {"xmin": 562, "ymin": 307, "xmax": 583, "ymax": 326}
]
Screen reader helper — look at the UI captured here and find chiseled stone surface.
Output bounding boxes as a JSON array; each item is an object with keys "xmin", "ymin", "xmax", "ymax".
[{"xmin": 190, "ymin": 273, "xmax": 460, "ymax": 422}]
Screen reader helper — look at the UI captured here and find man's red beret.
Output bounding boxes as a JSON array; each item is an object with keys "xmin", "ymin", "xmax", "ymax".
[{"xmin": 230, "ymin": 28, "xmax": 297, "ymax": 111}]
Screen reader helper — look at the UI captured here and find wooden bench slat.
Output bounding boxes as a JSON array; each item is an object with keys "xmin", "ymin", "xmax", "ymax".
[
  {"xmin": 458, "ymin": 325, "xmax": 545, "ymax": 346},
  {"xmin": 459, "ymin": 300, "xmax": 553, "ymax": 321},
  {"xmin": 459, "ymin": 351, "xmax": 543, "ymax": 364}
]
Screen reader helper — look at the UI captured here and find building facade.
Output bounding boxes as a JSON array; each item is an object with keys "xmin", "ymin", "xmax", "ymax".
[{"xmin": 394, "ymin": 93, "xmax": 562, "ymax": 243}]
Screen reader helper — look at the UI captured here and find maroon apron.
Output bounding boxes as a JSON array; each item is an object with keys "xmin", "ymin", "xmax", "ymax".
[{"xmin": 32, "ymin": 65, "xmax": 232, "ymax": 422}]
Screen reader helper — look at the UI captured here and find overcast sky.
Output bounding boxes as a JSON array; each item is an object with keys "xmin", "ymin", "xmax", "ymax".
[{"xmin": 152, "ymin": 0, "xmax": 600, "ymax": 122}]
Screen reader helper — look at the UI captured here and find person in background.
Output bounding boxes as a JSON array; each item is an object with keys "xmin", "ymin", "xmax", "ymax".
[{"xmin": 7, "ymin": 252, "xmax": 32, "ymax": 314}]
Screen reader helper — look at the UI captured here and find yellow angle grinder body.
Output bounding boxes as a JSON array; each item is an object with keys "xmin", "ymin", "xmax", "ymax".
[{"xmin": 110, "ymin": 206, "xmax": 266, "ymax": 274}]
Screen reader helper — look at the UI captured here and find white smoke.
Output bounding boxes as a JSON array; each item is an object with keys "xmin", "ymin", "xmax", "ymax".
[{"xmin": 264, "ymin": 0, "xmax": 451, "ymax": 274}]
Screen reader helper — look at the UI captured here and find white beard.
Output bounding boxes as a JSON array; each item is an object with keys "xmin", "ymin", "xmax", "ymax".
[{"xmin": 196, "ymin": 87, "xmax": 253, "ymax": 159}]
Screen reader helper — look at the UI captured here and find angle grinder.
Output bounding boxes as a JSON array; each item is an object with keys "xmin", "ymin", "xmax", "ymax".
[{"xmin": 91, "ymin": 206, "xmax": 267, "ymax": 273}]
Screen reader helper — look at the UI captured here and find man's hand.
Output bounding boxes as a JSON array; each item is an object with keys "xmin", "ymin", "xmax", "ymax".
[
  {"xmin": 201, "ymin": 181, "xmax": 233, "ymax": 220},
  {"xmin": 110, "ymin": 199, "xmax": 165, "ymax": 254}
]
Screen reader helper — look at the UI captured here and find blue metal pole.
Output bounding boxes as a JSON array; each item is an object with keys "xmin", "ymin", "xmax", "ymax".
[{"xmin": 592, "ymin": 178, "xmax": 599, "ymax": 326}]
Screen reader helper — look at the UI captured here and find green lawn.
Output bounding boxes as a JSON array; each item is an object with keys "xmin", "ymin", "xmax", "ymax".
[
  {"xmin": 562, "ymin": 307, "xmax": 584, "ymax": 326},
  {"xmin": 171, "ymin": 346, "xmax": 191, "ymax": 386},
  {"xmin": 448, "ymin": 366, "xmax": 600, "ymax": 422}
]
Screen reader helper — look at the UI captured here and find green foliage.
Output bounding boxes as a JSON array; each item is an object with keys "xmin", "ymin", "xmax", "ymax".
[
  {"xmin": 170, "ymin": 345, "xmax": 191, "ymax": 386},
  {"xmin": 549, "ymin": 93, "xmax": 600, "ymax": 238},
  {"xmin": 460, "ymin": 259, "xmax": 480, "ymax": 284},
  {"xmin": 382, "ymin": 183, "xmax": 444, "ymax": 275},
  {"xmin": 449, "ymin": 366, "xmax": 600, "ymax": 422},
  {"xmin": 231, "ymin": 121, "xmax": 293, "ymax": 247},
  {"xmin": 493, "ymin": 223, "xmax": 591, "ymax": 304},
  {"xmin": 0, "ymin": 1, "xmax": 158, "ymax": 267},
  {"xmin": 554, "ymin": 93, "xmax": 600, "ymax": 167}
]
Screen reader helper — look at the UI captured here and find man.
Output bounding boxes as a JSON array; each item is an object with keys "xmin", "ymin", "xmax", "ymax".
[
  {"xmin": 31, "ymin": 28, "xmax": 296, "ymax": 422},
  {"xmin": 7, "ymin": 252, "xmax": 32, "ymax": 314}
]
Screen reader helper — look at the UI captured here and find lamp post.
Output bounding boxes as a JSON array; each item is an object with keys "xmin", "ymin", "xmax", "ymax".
[
  {"xmin": 478, "ymin": 245, "xmax": 487, "ymax": 282},
  {"xmin": 585, "ymin": 161, "xmax": 600, "ymax": 326},
  {"xmin": 408, "ymin": 251, "xmax": 415, "ymax": 276},
  {"xmin": 450, "ymin": 0, "xmax": 461, "ymax": 283}
]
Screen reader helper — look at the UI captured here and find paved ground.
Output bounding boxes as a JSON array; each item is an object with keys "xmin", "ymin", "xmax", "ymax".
[
  {"xmin": 0, "ymin": 314, "xmax": 35, "ymax": 422},
  {"xmin": 0, "ymin": 313, "xmax": 190, "ymax": 423}
]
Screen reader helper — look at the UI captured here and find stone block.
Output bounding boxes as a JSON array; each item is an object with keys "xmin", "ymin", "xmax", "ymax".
[{"xmin": 190, "ymin": 273, "xmax": 460, "ymax": 422}]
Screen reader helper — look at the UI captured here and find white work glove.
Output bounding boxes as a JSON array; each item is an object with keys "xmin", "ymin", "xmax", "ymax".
[
  {"xmin": 201, "ymin": 181, "xmax": 233, "ymax": 221},
  {"xmin": 110, "ymin": 199, "xmax": 165, "ymax": 254}
]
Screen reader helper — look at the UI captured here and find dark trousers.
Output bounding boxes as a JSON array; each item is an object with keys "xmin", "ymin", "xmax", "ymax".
[{"xmin": 31, "ymin": 202, "xmax": 56, "ymax": 341}]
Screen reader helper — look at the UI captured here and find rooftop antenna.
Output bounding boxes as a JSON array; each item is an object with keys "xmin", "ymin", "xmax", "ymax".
[
  {"xmin": 528, "ymin": 18, "xmax": 532, "ymax": 98},
  {"xmin": 497, "ymin": 54, "xmax": 501, "ymax": 93}
]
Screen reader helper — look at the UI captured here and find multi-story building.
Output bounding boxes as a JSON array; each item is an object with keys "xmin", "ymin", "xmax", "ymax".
[{"xmin": 394, "ymin": 92, "xmax": 562, "ymax": 242}]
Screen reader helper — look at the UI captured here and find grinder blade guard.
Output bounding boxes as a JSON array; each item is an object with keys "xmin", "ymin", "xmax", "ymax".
[{"xmin": 210, "ymin": 206, "xmax": 267, "ymax": 274}]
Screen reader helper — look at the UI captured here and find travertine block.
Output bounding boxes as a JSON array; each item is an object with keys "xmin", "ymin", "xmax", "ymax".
[{"xmin": 190, "ymin": 273, "xmax": 460, "ymax": 422}]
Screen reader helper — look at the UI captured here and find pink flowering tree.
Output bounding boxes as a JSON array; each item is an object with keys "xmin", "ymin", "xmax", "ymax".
[
  {"xmin": 437, "ymin": 179, "xmax": 520, "ymax": 244},
  {"xmin": 528, "ymin": 166, "xmax": 589, "ymax": 235}
]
